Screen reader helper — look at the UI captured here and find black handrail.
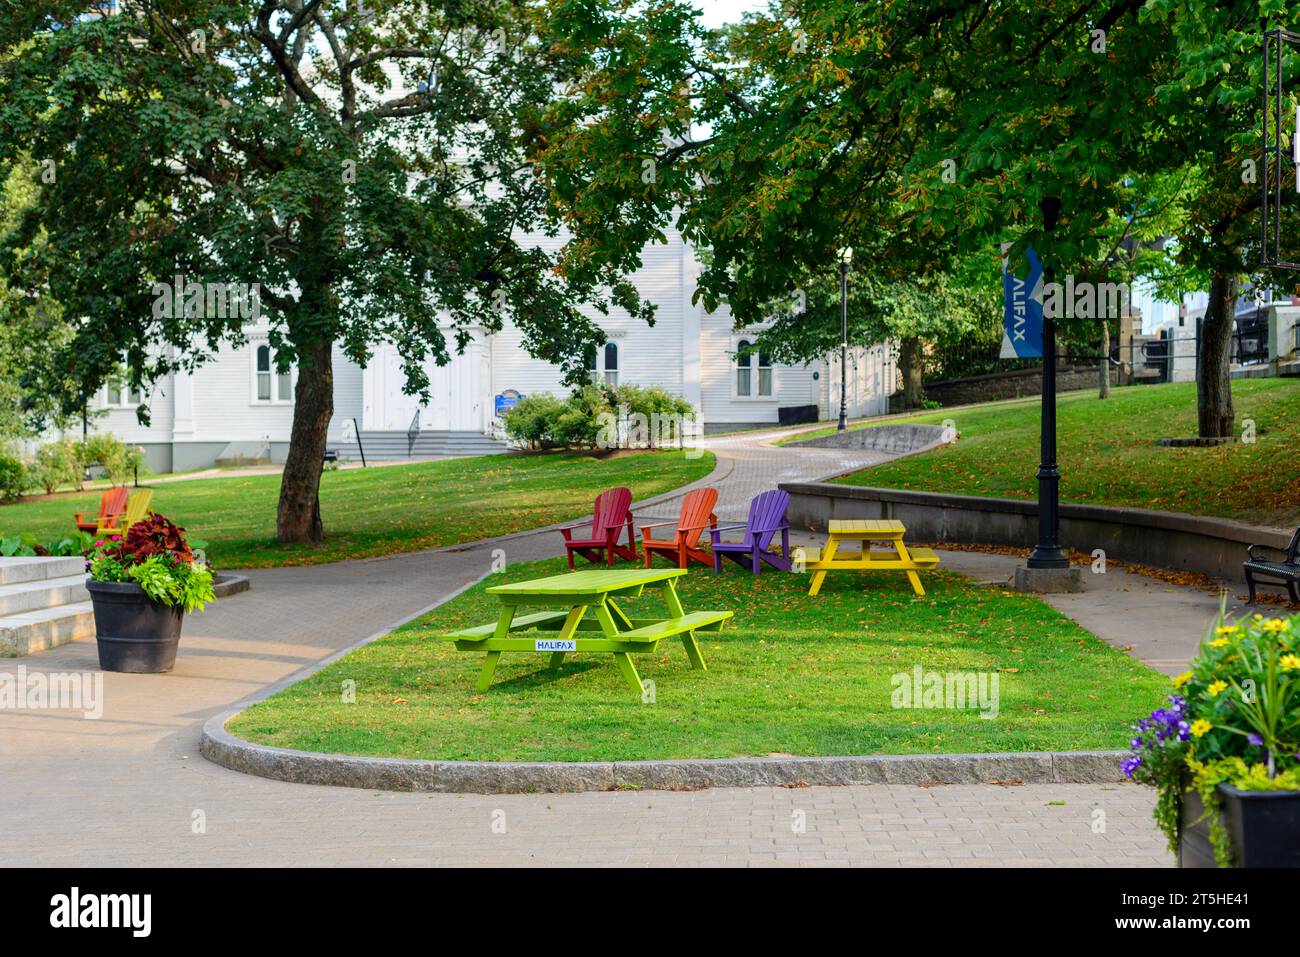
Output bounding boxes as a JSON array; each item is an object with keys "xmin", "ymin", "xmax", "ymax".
[{"xmin": 406, "ymin": 410, "xmax": 420, "ymax": 457}]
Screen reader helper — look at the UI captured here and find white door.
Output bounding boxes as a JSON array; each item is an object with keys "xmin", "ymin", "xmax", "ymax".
[{"xmin": 363, "ymin": 346, "xmax": 426, "ymax": 431}]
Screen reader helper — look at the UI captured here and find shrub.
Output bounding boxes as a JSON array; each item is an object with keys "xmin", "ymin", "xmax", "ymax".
[
  {"xmin": 0, "ymin": 454, "xmax": 25, "ymax": 503},
  {"xmin": 32, "ymin": 439, "xmax": 81, "ymax": 494},
  {"xmin": 79, "ymin": 433, "xmax": 132, "ymax": 485},
  {"xmin": 553, "ymin": 384, "xmax": 611, "ymax": 448},
  {"xmin": 504, "ymin": 386, "xmax": 697, "ymax": 450},
  {"xmin": 600, "ymin": 384, "xmax": 696, "ymax": 449},
  {"xmin": 503, "ymin": 394, "xmax": 566, "ymax": 449}
]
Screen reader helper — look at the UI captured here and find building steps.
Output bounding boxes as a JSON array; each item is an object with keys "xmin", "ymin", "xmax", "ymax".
[
  {"xmin": 0, "ymin": 558, "xmax": 95, "ymax": 657},
  {"xmin": 333, "ymin": 430, "xmax": 510, "ymax": 461}
]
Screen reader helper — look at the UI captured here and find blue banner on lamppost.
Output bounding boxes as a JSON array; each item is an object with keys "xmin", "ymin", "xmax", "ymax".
[{"xmin": 1000, "ymin": 243, "xmax": 1044, "ymax": 359}]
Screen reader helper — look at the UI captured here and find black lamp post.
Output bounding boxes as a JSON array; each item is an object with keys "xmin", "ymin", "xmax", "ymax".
[
  {"xmin": 837, "ymin": 246, "xmax": 852, "ymax": 430},
  {"xmin": 1026, "ymin": 197, "xmax": 1069, "ymax": 570}
]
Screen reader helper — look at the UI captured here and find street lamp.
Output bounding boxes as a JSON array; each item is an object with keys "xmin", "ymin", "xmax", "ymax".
[
  {"xmin": 1026, "ymin": 197, "xmax": 1069, "ymax": 571},
  {"xmin": 837, "ymin": 246, "xmax": 853, "ymax": 431}
]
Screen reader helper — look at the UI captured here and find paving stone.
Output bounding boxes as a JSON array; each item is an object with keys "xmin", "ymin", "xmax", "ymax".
[{"xmin": 0, "ymin": 429, "xmax": 1178, "ymax": 867}]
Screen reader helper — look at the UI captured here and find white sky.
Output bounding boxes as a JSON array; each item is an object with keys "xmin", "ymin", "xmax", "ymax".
[{"xmin": 692, "ymin": 0, "xmax": 769, "ymax": 29}]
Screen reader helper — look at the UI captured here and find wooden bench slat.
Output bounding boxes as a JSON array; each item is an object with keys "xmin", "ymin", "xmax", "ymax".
[
  {"xmin": 616, "ymin": 611, "xmax": 733, "ymax": 641},
  {"xmin": 905, "ymin": 547, "xmax": 941, "ymax": 565},
  {"xmin": 443, "ymin": 609, "xmax": 571, "ymax": 640}
]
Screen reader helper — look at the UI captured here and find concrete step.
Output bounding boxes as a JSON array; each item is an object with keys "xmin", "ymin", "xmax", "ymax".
[
  {"xmin": 0, "ymin": 601, "xmax": 96, "ymax": 657},
  {"xmin": 0, "ymin": 574, "xmax": 89, "ymax": 616},
  {"xmin": 333, "ymin": 430, "xmax": 509, "ymax": 460},
  {"xmin": 0, "ymin": 556, "xmax": 86, "ymax": 586}
]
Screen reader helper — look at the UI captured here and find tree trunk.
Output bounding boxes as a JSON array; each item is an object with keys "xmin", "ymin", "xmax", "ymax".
[
  {"xmin": 1197, "ymin": 271, "xmax": 1236, "ymax": 439},
  {"xmin": 899, "ymin": 336, "xmax": 924, "ymax": 408},
  {"xmin": 1098, "ymin": 319, "xmax": 1111, "ymax": 399},
  {"xmin": 277, "ymin": 338, "xmax": 333, "ymax": 543}
]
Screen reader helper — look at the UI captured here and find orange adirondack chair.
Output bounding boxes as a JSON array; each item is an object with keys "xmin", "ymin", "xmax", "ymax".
[
  {"xmin": 641, "ymin": 487, "xmax": 719, "ymax": 569},
  {"xmin": 75, "ymin": 487, "xmax": 130, "ymax": 535},
  {"xmin": 559, "ymin": 486, "xmax": 638, "ymax": 569}
]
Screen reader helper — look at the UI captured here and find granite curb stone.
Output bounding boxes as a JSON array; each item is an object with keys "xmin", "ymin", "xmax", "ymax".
[{"xmin": 200, "ymin": 715, "xmax": 1127, "ymax": 794}]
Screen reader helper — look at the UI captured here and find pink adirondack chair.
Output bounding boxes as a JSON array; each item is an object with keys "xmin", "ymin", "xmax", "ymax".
[
  {"xmin": 710, "ymin": 490, "xmax": 791, "ymax": 576},
  {"xmin": 641, "ymin": 487, "xmax": 719, "ymax": 569},
  {"xmin": 559, "ymin": 486, "xmax": 638, "ymax": 569}
]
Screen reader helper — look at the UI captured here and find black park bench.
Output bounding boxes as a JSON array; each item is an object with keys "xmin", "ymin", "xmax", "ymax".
[{"xmin": 1244, "ymin": 526, "xmax": 1300, "ymax": 603}]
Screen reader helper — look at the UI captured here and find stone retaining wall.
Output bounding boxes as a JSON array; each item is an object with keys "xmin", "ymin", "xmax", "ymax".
[
  {"xmin": 779, "ymin": 482, "xmax": 1291, "ymax": 584},
  {"xmin": 902, "ymin": 366, "xmax": 1100, "ymax": 409}
]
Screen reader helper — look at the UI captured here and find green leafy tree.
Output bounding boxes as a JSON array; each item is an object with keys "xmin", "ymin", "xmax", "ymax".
[
  {"xmin": 1141, "ymin": 0, "xmax": 1300, "ymax": 437},
  {"xmin": 0, "ymin": 1, "xmax": 634, "ymax": 543},
  {"xmin": 0, "ymin": 158, "xmax": 81, "ymax": 442}
]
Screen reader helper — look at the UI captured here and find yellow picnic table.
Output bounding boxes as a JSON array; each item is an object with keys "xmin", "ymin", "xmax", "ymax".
[{"xmin": 798, "ymin": 519, "xmax": 940, "ymax": 597}]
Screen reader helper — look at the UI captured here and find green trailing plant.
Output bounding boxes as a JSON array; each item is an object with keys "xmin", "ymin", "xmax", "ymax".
[
  {"xmin": 87, "ymin": 513, "xmax": 214, "ymax": 614},
  {"xmin": 1125, "ymin": 608, "xmax": 1300, "ymax": 866}
]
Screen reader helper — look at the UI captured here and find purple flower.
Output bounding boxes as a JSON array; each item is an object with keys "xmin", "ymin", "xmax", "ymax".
[
  {"xmin": 1248, "ymin": 733, "xmax": 1264, "ymax": 747},
  {"xmin": 1122, "ymin": 755, "xmax": 1142, "ymax": 778}
]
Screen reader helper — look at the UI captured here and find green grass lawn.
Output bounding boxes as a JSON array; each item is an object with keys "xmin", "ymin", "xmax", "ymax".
[
  {"xmin": 830, "ymin": 379, "xmax": 1300, "ymax": 528},
  {"xmin": 0, "ymin": 450, "xmax": 714, "ymax": 569},
  {"xmin": 228, "ymin": 556, "xmax": 1167, "ymax": 762}
]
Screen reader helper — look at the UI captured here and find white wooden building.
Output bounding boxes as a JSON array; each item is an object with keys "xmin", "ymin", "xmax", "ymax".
[{"xmin": 85, "ymin": 227, "xmax": 896, "ymax": 472}]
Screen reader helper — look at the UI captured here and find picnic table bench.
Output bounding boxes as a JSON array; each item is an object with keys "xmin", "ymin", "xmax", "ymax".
[
  {"xmin": 797, "ymin": 519, "xmax": 939, "ymax": 597},
  {"xmin": 443, "ymin": 568, "xmax": 732, "ymax": 695}
]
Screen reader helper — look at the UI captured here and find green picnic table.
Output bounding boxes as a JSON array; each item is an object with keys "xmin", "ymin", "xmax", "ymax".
[{"xmin": 443, "ymin": 568, "xmax": 733, "ymax": 695}]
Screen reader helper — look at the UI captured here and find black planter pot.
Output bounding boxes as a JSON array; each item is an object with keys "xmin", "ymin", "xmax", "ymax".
[
  {"xmin": 86, "ymin": 579, "xmax": 184, "ymax": 673},
  {"xmin": 1179, "ymin": 781, "xmax": 1300, "ymax": 868}
]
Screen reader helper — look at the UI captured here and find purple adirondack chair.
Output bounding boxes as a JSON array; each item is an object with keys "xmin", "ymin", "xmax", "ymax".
[{"xmin": 709, "ymin": 490, "xmax": 791, "ymax": 576}]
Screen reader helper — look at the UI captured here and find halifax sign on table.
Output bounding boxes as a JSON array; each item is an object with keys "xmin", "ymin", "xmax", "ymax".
[{"xmin": 999, "ymin": 243, "xmax": 1044, "ymax": 359}]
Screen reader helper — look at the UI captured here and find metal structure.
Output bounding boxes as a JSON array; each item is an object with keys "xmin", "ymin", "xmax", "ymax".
[
  {"xmin": 1026, "ymin": 198, "xmax": 1069, "ymax": 572},
  {"xmin": 406, "ymin": 410, "xmax": 421, "ymax": 457},
  {"xmin": 1262, "ymin": 28, "xmax": 1300, "ymax": 270},
  {"xmin": 837, "ymin": 247, "xmax": 852, "ymax": 431}
]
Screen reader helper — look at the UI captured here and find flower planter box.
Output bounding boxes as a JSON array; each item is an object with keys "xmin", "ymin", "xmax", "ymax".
[
  {"xmin": 1179, "ymin": 783, "xmax": 1300, "ymax": 868},
  {"xmin": 86, "ymin": 579, "xmax": 184, "ymax": 673}
]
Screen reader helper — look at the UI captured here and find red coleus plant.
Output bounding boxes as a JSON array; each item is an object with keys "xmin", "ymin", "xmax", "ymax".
[{"xmin": 114, "ymin": 513, "xmax": 194, "ymax": 564}]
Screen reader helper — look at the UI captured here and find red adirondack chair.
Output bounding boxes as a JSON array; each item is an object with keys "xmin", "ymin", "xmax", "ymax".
[
  {"xmin": 559, "ymin": 486, "xmax": 638, "ymax": 569},
  {"xmin": 75, "ymin": 487, "xmax": 130, "ymax": 535},
  {"xmin": 641, "ymin": 487, "xmax": 719, "ymax": 569}
]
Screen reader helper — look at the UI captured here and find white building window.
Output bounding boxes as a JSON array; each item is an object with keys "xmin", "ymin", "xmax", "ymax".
[
  {"xmin": 586, "ymin": 341, "xmax": 621, "ymax": 386},
  {"xmin": 103, "ymin": 382, "xmax": 143, "ymax": 408},
  {"xmin": 734, "ymin": 340, "xmax": 773, "ymax": 398},
  {"xmin": 603, "ymin": 342, "xmax": 619, "ymax": 387},
  {"xmin": 254, "ymin": 344, "xmax": 294, "ymax": 404}
]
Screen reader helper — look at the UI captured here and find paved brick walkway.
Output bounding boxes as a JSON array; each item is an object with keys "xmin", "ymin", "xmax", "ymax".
[{"xmin": 0, "ymin": 429, "xmax": 1175, "ymax": 867}]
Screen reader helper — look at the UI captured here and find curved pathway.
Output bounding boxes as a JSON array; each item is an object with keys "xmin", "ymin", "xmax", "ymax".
[{"xmin": 1, "ymin": 428, "xmax": 1173, "ymax": 867}]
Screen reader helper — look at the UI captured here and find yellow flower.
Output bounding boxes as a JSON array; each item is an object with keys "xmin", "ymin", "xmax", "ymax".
[
  {"xmin": 1281, "ymin": 654, "xmax": 1300, "ymax": 672},
  {"xmin": 1173, "ymin": 671, "xmax": 1193, "ymax": 687},
  {"xmin": 1214, "ymin": 625, "xmax": 1240, "ymax": 637},
  {"xmin": 1206, "ymin": 680, "xmax": 1228, "ymax": 697},
  {"xmin": 1261, "ymin": 619, "xmax": 1288, "ymax": 633},
  {"xmin": 1208, "ymin": 638, "xmax": 1229, "ymax": 648},
  {"xmin": 1190, "ymin": 719, "xmax": 1212, "ymax": 738}
]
